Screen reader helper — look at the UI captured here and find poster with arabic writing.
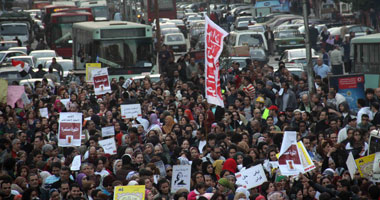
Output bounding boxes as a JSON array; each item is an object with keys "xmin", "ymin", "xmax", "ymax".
[
  {"xmin": 92, "ymin": 68, "xmax": 111, "ymax": 95},
  {"xmin": 58, "ymin": 112, "xmax": 82, "ymax": 147},
  {"xmin": 235, "ymin": 164, "xmax": 267, "ymax": 189}
]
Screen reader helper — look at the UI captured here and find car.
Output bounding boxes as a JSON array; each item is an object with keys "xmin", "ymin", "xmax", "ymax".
[
  {"xmin": 0, "ymin": 67, "xmax": 31, "ymax": 84},
  {"xmin": 163, "ymin": 33, "xmax": 187, "ymax": 52},
  {"xmin": 160, "ymin": 28, "xmax": 181, "ymax": 37},
  {"xmin": 274, "ymin": 24, "xmax": 303, "ymax": 33},
  {"xmin": 189, "ymin": 21, "xmax": 205, "ymax": 48},
  {"xmin": 8, "ymin": 47, "xmax": 28, "ymax": 54},
  {"xmin": 275, "ymin": 30, "xmax": 305, "ymax": 53},
  {"xmin": 229, "ymin": 31, "xmax": 268, "ymax": 51},
  {"xmin": 0, "ymin": 41, "xmax": 19, "ymax": 51},
  {"xmin": 194, "ymin": 33, "xmax": 205, "ymax": 50},
  {"xmin": 159, "ymin": 22, "xmax": 177, "ymax": 30},
  {"xmin": 168, "ymin": 19, "xmax": 187, "ymax": 36},
  {"xmin": 276, "ymin": 48, "xmax": 319, "ymax": 67},
  {"xmin": 266, "ymin": 15, "xmax": 303, "ymax": 30},
  {"xmin": 177, "ymin": 11, "xmax": 185, "ymax": 19},
  {"xmin": 248, "ymin": 24, "xmax": 266, "ymax": 32},
  {"xmin": 288, "ymin": 67, "xmax": 304, "ymax": 77},
  {"xmin": 298, "ymin": 24, "xmax": 327, "ymax": 34},
  {"xmin": 29, "ymin": 50, "xmax": 57, "ymax": 60},
  {"xmin": 249, "ymin": 47, "xmax": 269, "ymax": 64},
  {"xmin": 7, "ymin": 56, "xmax": 37, "ymax": 68},
  {"xmin": 132, "ymin": 74, "xmax": 161, "ymax": 83},
  {"xmin": 36, "ymin": 57, "xmax": 63, "ymax": 68},
  {"xmin": 235, "ymin": 21, "xmax": 250, "ymax": 30},
  {"xmin": 221, "ymin": 57, "xmax": 250, "ymax": 70},
  {"xmin": 44, "ymin": 59, "xmax": 73, "ymax": 78},
  {"xmin": 186, "ymin": 15, "xmax": 204, "ymax": 28},
  {"xmin": 328, "ymin": 25, "xmax": 375, "ymax": 41},
  {"xmin": 234, "ymin": 16, "xmax": 255, "ymax": 27},
  {"xmin": 0, "ymin": 50, "xmax": 26, "ymax": 63},
  {"xmin": 20, "ymin": 78, "xmax": 56, "ymax": 89}
]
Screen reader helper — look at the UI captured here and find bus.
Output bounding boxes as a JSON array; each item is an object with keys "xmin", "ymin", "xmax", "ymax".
[
  {"xmin": 72, "ymin": 21, "xmax": 156, "ymax": 78},
  {"xmin": 351, "ymin": 33, "xmax": 380, "ymax": 88},
  {"xmin": 49, "ymin": 11, "xmax": 94, "ymax": 58},
  {"xmin": 142, "ymin": 0, "xmax": 176, "ymax": 24},
  {"xmin": 254, "ymin": 0, "xmax": 290, "ymax": 13},
  {"xmin": 43, "ymin": 5, "xmax": 76, "ymax": 28},
  {"xmin": 80, "ymin": 1, "xmax": 109, "ymax": 21}
]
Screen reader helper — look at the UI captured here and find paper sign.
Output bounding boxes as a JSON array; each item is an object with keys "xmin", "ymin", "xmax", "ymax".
[
  {"xmin": 373, "ymin": 152, "xmax": 380, "ymax": 182},
  {"xmin": 39, "ymin": 108, "xmax": 48, "ymax": 118},
  {"xmin": 122, "ymin": 78, "xmax": 133, "ymax": 89},
  {"xmin": 7, "ymin": 86, "xmax": 24, "ymax": 108},
  {"xmin": 71, "ymin": 155, "xmax": 81, "ymax": 171},
  {"xmin": 121, "ymin": 104, "xmax": 142, "ymax": 119},
  {"xmin": 92, "ymin": 68, "xmax": 111, "ymax": 95},
  {"xmin": 86, "ymin": 63, "xmax": 101, "ymax": 82},
  {"xmin": 297, "ymin": 141, "xmax": 316, "ymax": 173},
  {"xmin": 58, "ymin": 112, "xmax": 82, "ymax": 147},
  {"xmin": 171, "ymin": 165, "xmax": 191, "ymax": 193},
  {"xmin": 235, "ymin": 164, "xmax": 267, "ymax": 189},
  {"xmin": 155, "ymin": 160, "xmax": 166, "ymax": 177},
  {"xmin": 113, "ymin": 185, "xmax": 145, "ymax": 200},
  {"xmin": 60, "ymin": 99, "xmax": 70, "ymax": 108},
  {"xmin": 278, "ymin": 131, "xmax": 304, "ymax": 176},
  {"xmin": 0, "ymin": 79, "xmax": 8, "ymax": 104},
  {"xmin": 355, "ymin": 153, "xmax": 375, "ymax": 178},
  {"xmin": 98, "ymin": 137, "xmax": 117, "ymax": 155},
  {"xmin": 101, "ymin": 126, "xmax": 115, "ymax": 137},
  {"xmin": 346, "ymin": 152, "xmax": 357, "ymax": 179}
]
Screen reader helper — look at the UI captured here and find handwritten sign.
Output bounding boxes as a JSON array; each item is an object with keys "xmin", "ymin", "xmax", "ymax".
[
  {"xmin": 114, "ymin": 185, "xmax": 145, "ymax": 200},
  {"xmin": 121, "ymin": 104, "xmax": 142, "ymax": 119},
  {"xmin": 92, "ymin": 68, "xmax": 111, "ymax": 95},
  {"xmin": 101, "ymin": 126, "xmax": 115, "ymax": 137},
  {"xmin": 58, "ymin": 112, "xmax": 82, "ymax": 147},
  {"xmin": 235, "ymin": 164, "xmax": 267, "ymax": 189},
  {"xmin": 86, "ymin": 63, "xmax": 101, "ymax": 82},
  {"xmin": 98, "ymin": 137, "xmax": 117, "ymax": 155},
  {"xmin": 39, "ymin": 108, "xmax": 48, "ymax": 118},
  {"xmin": 278, "ymin": 131, "xmax": 304, "ymax": 176},
  {"xmin": 171, "ymin": 165, "xmax": 191, "ymax": 193}
]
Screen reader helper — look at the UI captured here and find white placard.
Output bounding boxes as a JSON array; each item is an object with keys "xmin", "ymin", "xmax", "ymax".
[
  {"xmin": 235, "ymin": 164, "xmax": 267, "ymax": 189},
  {"xmin": 58, "ymin": 112, "xmax": 82, "ymax": 147},
  {"xmin": 71, "ymin": 155, "xmax": 81, "ymax": 171},
  {"xmin": 373, "ymin": 152, "xmax": 380, "ymax": 182},
  {"xmin": 92, "ymin": 68, "xmax": 111, "ymax": 95},
  {"xmin": 98, "ymin": 137, "xmax": 117, "ymax": 155},
  {"xmin": 278, "ymin": 131, "xmax": 304, "ymax": 176},
  {"xmin": 60, "ymin": 99, "xmax": 70, "ymax": 108},
  {"xmin": 346, "ymin": 152, "xmax": 357, "ymax": 180},
  {"xmin": 171, "ymin": 165, "xmax": 191, "ymax": 193},
  {"xmin": 121, "ymin": 104, "xmax": 142, "ymax": 119},
  {"xmin": 39, "ymin": 108, "xmax": 48, "ymax": 118},
  {"xmin": 101, "ymin": 126, "xmax": 115, "ymax": 137},
  {"xmin": 155, "ymin": 160, "xmax": 166, "ymax": 177}
]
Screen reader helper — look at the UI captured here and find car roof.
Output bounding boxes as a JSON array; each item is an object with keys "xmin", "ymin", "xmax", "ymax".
[
  {"xmin": 0, "ymin": 50, "xmax": 25, "ymax": 54},
  {"xmin": 30, "ymin": 50, "xmax": 56, "ymax": 53},
  {"xmin": 166, "ymin": 33, "xmax": 185, "ymax": 37},
  {"xmin": 10, "ymin": 56, "xmax": 34, "ymax": 59},
  {"xmin": 0, "ymin": 67, "xmax": 19, "ymax": 72}
]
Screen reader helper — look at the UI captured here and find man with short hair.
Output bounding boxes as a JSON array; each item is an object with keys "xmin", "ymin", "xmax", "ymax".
[
  {"xmin": 202, "ymin": 145, "xmax": 226, "ymax": 163},
  {"xmin": 28, "ymin": 173, "xmax": 40, "ymax": 190},
  {"xmin": 51, "ymin": 166, "xmax": 75, "ymax": 189},
  {"xmin": 313, "ymin": 58, "xmax": 331, "ymax": 79},
  {"xmin": 69, "ymin": 183, "xmax": 82, "ymax": 198},
  {"xmin": 0, "ymin": 179, "xmax": 14, "ymax": 200},
  {"xmin": 357, "ymin": 98, "xmax": 373, "ymax": 124}
]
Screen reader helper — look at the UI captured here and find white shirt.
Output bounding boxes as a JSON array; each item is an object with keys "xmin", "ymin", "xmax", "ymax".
[{"xmin": 357, "ymin": 107, "xmax": 373, "ymax": 124}]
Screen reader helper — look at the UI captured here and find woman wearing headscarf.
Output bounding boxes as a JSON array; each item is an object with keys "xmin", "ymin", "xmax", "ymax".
[
  {"xmin": 112, "ymin": 159, "xmax": 122, "ymax": 175},
  {"xmin": 213, "ymin": 160, "xmax": 224, "ymax": 180},
  {"xmin": 222, "ymin": 158, "xmax": 237, "ymax": 174},
  {"xmin": 185, "ymin": 109, "xmax": 194, "ymax": 121},
  {"xmin": 162, "ymin": 116, "xmax": 175, "ymax": 134},
  {"xmin": 148, "ymin": 113, "xmax": 161, "ymax": 131}
]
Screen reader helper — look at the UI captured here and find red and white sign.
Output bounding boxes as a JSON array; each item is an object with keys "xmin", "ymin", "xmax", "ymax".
[
  {"xmin": 92, "ymin": 68, "xmax": 111, "ymax": 95},
  {"xmin": 12, "ymin": 59, "xmax": 30, "ymax": 73},
  {"xmin": 278, "ymin": 131, "xmax": 304, "ymax": 176},
  {"xmin": 205, "ymin": 16, "xmax": 228, "ymax": 108},
  {"xmin": 58, "ymin": 112, "xmax": 82, "ymax": 147}
]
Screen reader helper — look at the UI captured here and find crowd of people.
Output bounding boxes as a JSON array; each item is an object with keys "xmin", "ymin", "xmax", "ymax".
[{"xmin": 1, "ymin": 18, "xmax": 380, "ymax": 200}]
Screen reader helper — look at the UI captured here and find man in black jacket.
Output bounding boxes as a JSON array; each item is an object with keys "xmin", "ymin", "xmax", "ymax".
[{"xmin": 264, "ymin": 27, "xmax": 275, "ymax": 55}]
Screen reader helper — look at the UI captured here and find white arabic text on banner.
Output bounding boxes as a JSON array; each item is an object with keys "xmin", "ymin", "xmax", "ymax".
[
  {"xmin": 58, "ymin": 112, "xmax": 82, "ymax": 147},
  {"xmin": 92, "ymin": 68, "xmax": 111, "ymax": 95},
  {"xmin": 204, "ymin": 16, "xmax": 228, "ymax": 108},
  {"xmin": 98, "ymin": 137, "xmax": 117, "ymax": 155},
  {"xmin": 278, "ymin": 131, "xmax": 304, "ymax": 176}
]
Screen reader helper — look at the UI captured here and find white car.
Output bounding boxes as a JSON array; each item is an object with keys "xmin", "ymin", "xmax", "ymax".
[
  {"xmin": 36, "ymin": 57, "xmax": 63, "ymax": 68},
  {"xmin": 248, "ymin": 24, "xmax": 266, "ymax": 32},
  {"xmin": 9, "ymin": 56, "xmax": 37, "ymax": 68},
  {"xmin": 29, "ymin": 50, "xmax": 57, "ymax": 59},
  {"xmin": 0, "ymin": 50, "xmax": 26, "ymax": 63},
  {"xmin": 8, "ymin": 47, "xmax": 27, "ymax": 54},
  {"xmin": 45, "ymin": 59, "xmax": 73, "ymax": 77},
  {"xmin": 164, "ymin": 33, "xmax": 187, "ymax": 52},
  {"xmin": 277, "ymin": 48, "xmax": 319, "ymax": 67}
]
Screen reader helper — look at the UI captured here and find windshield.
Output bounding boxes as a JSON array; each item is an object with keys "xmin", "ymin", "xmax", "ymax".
[
  {"xmin": 189, "ymin": 16, "xmax": 203, "ymax": 21},
  {"xmin": 0, "ymin": 71, "xmax": 21, "ymax": 79},
  {"xmin": 97, "ymin": 39, "xmax": 154, "ymax": 68},
  {"xmin": 238, "ymin": 34, "xmax": 264, "ymax": 46},
  {"xmin": 0, "ymin": 25, "xmax": 28, "ymax": 36},
  {"xmin": 162, "ymin": 29, "xmax": 180, "ymax": 35},
  {"xmin": 0, "ymin": 53, "xmax": 5, "ymax": 61},
  {"xmin": 92, "ymin": 6, "xmax": 109, "ymax": 18},
  {"xmin": 167, "ymin": 35, "xmax": 184, "ymax": 42},
  {"xmin": 52, "ymin": 23, "xmax": 72, "ymax": 46},
  {"xmin": 276, "ymin": 31, "xmax": 302, "ymax": 38}
]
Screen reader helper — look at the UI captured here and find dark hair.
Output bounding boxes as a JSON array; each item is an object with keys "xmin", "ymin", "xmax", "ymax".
[
  {"xmin": 357, "ymin": 98, "xmax": 366, "ymax": 107},
  {"xmin": 50, "ymin": 162, "xmax": 62, "ymax": 170}
]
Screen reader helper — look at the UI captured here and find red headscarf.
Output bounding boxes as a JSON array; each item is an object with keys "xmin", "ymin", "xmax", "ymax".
[
  {"xmin": 222, "ymin": 158, "xmax": 237, "ymax": 173},
  {"xmin": 185, "ymin": 109, "xmax": 194, "ymax": 121}
]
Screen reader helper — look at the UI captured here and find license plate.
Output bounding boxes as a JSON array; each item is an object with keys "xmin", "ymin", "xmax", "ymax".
[
  {"xmin": 172, "ymin": 46, "xmax": 179, "ymax": 49},
  {"xmin": 290, "ymin": 41, "xmax": 297, "ymax": 45}
]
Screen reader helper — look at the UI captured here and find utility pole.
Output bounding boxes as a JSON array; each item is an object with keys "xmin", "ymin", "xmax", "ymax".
[
  {"xmin": 207, "ymin": 0, "xmax": 210, "ymax": 16},
  {"xmin": 154, "ymin": 0, "xmax": 161, "ymax": 73},
  {"xmin": 302, "ymin": 0, "xmax": 314, "ymax": 94},
  {"xmin": 122, "ymin": 0, "xmax": 126, "ymax": 21}
]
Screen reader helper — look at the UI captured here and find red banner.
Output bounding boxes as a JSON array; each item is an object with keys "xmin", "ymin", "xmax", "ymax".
[{"xmin": 205, "ymin": 16, "xmax": 228, "ymax": 108}]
